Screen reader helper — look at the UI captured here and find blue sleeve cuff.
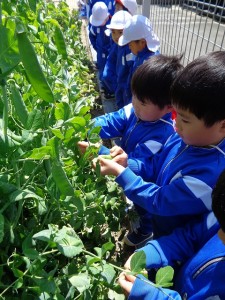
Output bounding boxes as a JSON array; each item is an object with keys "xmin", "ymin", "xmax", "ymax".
[
  {"xmin": 137, "ymin": 242, "xmax": 165, "ymax": 269},
  {"xmin": 98, "ymin": 145, "xmax": 110, "ymax": 155}
]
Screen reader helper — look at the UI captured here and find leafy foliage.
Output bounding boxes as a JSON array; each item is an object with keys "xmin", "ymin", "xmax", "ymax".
[{"xmin": 0, "ymin": 0, "xmax": 127, "ymax": 298}]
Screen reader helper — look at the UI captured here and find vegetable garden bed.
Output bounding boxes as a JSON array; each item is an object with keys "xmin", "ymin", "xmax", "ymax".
[{"xmin": 0, "ymin": 0, "xmax": 132, "ymax": 298}]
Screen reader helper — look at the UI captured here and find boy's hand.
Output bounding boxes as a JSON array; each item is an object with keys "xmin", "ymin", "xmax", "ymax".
[
  {"xmin": 110, "ymin": 146, "xmax": 128, "ymax": 167},
  {"xmin": 118, "ymin": 272, "xmax": 136, "ymax": 296},
  {"xmin": 92, "ymin": 156, "xmax": 125, "ymax": 176},
  {"xmin": 77, "ymin": 141, "xmax": 90, "ymax": 154}
]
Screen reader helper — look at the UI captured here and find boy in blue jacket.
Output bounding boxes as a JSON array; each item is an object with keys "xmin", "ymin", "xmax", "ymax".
[
  {"xmin": 115, "ymin": 0, "xmax": 138, "ymax": 15},
  {"xmin": 118, "ymin": 168, "xmax": 225, "ymax": 299},
  {"xmin": 118, "ymin": 15, "xmax": 160, "ymax": 105},
  {"xmin": 78, "ymin": 54, "xmax": 183, "ymax": 241},
  {"xmin": 96, "ymin": 51, "xmax": 225, "ymax": 246},
  {"xmin": 102, "ymin": 10, "xmax": 135, "ymax": 107},
  {"xmin": 78, "ymin": 54, "xmax": 182, "ymax": 160},
  {"xmin": 89, "ymin": 2, "xmax": 111, "ymax": 82}
]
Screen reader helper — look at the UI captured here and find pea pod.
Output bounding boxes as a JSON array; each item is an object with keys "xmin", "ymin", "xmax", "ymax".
[
  {"xmin": 52, "ymin": 160, "xmax": 74, "ymax": 197},
  {"xmin": 10, "ymin": 82, "xmax": 29, "ymax": 127},
  {"xmin": 101, "ymin": 154, "xmax": 112, "ymax": 160},
  {"xmin": 54, "ymin": 25, "xmax": 67, "ymax": 60},
  {"xmin": 16, "ymin": 23, "xmax": 54, "ymax": 103}
]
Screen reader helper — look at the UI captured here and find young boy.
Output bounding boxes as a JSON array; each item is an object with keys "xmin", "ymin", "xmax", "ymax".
[
  {"xmin": 79, "ymin": 55, "xmax": 183, "ymax": 240},
  {"xmin": 118, "ymin": 168, "xmax": 225, "ymax": 299},
  {"xmin": 118, "ymin": 14, "xmax": 160, "ymax": 105},
  {"xmin": 88, "ymin": 0, "xmax": 115, "ymax": 18},
  {"xmin": 89, "ymin": 2, "xmax": 111, "ymax": 82},
  {"xmin": 115, "ymin": 0, "xmax": 138, "ymax": 15},
  {"xmin": 96, "ymin": 51, "xmax": 225, "ymax": 246},
  {"xmin": 102, "ymin": 10, "xmax": 134, "ymax": 107},
  {"xmin": 79, "ymin": 54, "xmax": 182, "ymax": 160}
]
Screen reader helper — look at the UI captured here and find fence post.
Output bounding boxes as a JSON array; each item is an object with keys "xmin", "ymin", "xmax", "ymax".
[{"xmin": 142, "ymin": 0, "xmax": 151, "ymax": 18}]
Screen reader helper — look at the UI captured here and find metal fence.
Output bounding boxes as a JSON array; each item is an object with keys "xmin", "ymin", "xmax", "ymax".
[{"xmin": 141, "ymin": 0, "xmax": 225, "ymax": 65}]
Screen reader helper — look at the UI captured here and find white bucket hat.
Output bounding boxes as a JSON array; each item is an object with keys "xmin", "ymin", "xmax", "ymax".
[
  {"xmin": 90, "ymin": 2, "xmax": 109, "ymax": 27},
  {"xmin": 106, "ymin": 10, "xmax": 132, "ymax": 30},
  {"xmin": 118, "ymin": 15, "xmax": 160, "ymax": 52},
  {"xmin": 116, "ymin": 0, "xmax": 138, "ymax": 15}
]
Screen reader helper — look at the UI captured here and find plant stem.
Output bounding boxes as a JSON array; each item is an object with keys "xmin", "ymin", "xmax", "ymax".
[{"xmin": 1, "ymin": 80, "xmax": 8, "ymax": 154}]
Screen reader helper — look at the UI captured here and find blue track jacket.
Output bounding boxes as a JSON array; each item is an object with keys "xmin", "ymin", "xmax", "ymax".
[
  {"xmin": 129, "ymin": 212, "xmax": 225, "ymax": 299},
  {"xmin": 89, "ymin": 21, "xmax": 111, "ymax": 80},
  {"xmin": 102, "ymin": 43, "xmax": 135, "ymax": 108},
  {"xmin": 94, "ymin": 103, "xmax": 174, "ymax": 159},
  {"xmin": 115, "ymin": 133, "xmax": 225, "ymax": 237},
  {"xmin": 124, "ymin": 46, "xmax": 160, "ymax": 105},
  {"xmin": 89, "ymin": 0, "xmax": 115, "ymax": 16}
]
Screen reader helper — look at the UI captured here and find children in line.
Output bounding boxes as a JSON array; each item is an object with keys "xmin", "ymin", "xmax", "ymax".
[
  {"xmin": 89, "ymin": 2, "xmax": 112, "ymax": 83},
  {"xmin": 78, "ymin": 55, "xmax": 183, "ymax": 242},
  {"xmin": 118, "ymin": 14, "xmax": 160, "ymax": 105},
  {"xmin": 102, "ymin": 10, "xmax": 134, "ymax": 106},
  {"xmin": 95, "ymin": 51, "xmax": 225, "ymax": 246},
  {"xmin": 118, "ymin": 168, "xmax": 225, "ymax": 299}
]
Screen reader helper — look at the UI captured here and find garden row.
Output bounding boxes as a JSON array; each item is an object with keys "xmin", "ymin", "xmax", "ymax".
[{"xmin": 0, "ymin": 0, "xmax": 129, "ymax": 298}]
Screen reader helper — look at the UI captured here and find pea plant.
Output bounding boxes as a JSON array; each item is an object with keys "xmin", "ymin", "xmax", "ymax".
[
  {"xmin": 0, "ymin": 1, "xmax": 175, "ymax": 299},
  {"xmin": 0, "ymin": 0, "xmax": 128, "ymax": 299}
]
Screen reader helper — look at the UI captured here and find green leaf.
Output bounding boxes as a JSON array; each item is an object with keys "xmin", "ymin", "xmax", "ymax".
[
  {"xmin": 26, "ymin": 146, "xmax": 52, "ymax": 160},
  {"xmin": 130, "ymin": 251, "xmax": 146, "ymax": 274},
  {"xmin": 33, "ymin": 229, "xmax": 52, "ymax": 243},
  {"xmin": 101, "ymin": 264, "xmax": 116, "ymax": 284},
  {"xmin": 155, "ymin": 266, "xmax": 174, "ymax": 287},
  {"xmin": 54, "ymin": 226, "xmax": 83, "ymax": 257},
  {"xmin": 0, "ymin": 26, "xmax": 20, "ymax": 78},
  {"xmin": 65, "ymin": 116, "xmax": 86, "ymax": 127},
  {"xmin": 69, "ymin": 273, "xmax": 90, "ymax": 293},
  {"xmin": 9, "ymin": 189, "xmax": 43, "ymax": 202},
  {"xmin": 55, "ymin": 102, "xmax": 71, "ymax": 121},
  {"xmin": 26, "ymin": 109, "xmax": 43, "ymax": 131}
]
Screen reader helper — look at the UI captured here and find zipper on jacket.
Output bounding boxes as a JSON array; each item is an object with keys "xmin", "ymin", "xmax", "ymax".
[
  {"xmin": 192, "ymin": 257, "xmax": 225, "ymax": 279},
  {"xmin": 124, "ymin": 119, "xmax": 141, "ymax": 148},
  {"xmin": 160, "ymin": 144, "xmax": 189, "ymax": 185}
]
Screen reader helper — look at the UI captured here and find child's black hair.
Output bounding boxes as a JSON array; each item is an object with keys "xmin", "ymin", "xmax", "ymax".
[
  {"xmin": 131, "ymin": 54, "xmax": 183, "ymax": 110},
  {"xmin": 212, "ymin": 169, "xmax": 225, "ymax": 233},
  {"xmin": 171, "ymin": 51, "xmax": 225, "ymax": 127}
]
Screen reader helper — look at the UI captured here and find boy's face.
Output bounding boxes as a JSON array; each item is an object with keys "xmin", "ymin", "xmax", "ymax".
[
  {"xmin": 132, "ymin": 96, "xmax": 171, "ymax": 122},
  {"xmin": 128, "ymin": 39, "xmax": 146, "ymax": 55},
  {"xmin": 111, "ymin": 29, "xmax": 123, "ymax": 44},
  {"xmin": 115, "ymin": 3, "xmax": 124, "ymax": 12},
  {"xmin": 218, "ymin": 228, "xmax": 225, "ymax": 244},
  {"xmin": 174, "ymin": 106, "xmax": 225, "ymax": 146}
]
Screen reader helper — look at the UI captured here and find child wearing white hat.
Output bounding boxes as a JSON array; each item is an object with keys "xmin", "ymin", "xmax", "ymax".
[
  {"xmin": 89, "ymin": 2, "xmax": 112, "ymax": 82},
  {"xmin": 102, "ymin": 10, "xmax": 135, "ymax": 107},
  {"xmin": 115, "ymin": 0, "xmax": 138, "ymax": 15},
  {"xmin": 118, "ymin": 14, "xmax": 160, "ymax": 105},
  {"xmin": 89, "ymin": 0, "xmax": 115, "ymax": 18}
]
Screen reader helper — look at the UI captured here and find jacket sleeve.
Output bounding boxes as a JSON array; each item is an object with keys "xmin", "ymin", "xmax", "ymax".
[
  {"xmin": 102, "ymin": 43, "xmax": 118, "ymax": 93},
  {"xmin": 94, "ymin": 104, "xmax": 132, "ymax": 139},
  {"xmin": 128, "ymin": 126, "xmax": 174, "ymax": 168},
  {"xmin": 115, "ymin": 165, "xmax": 213, "ymax": 216},
  {"xmin": 137, "ymin": 212, "xmax": 219, "ymax": 269},
  {"xmin": 129, "ymin": 274, "xmax": 182, "ymax": 300},
  {"xmin": 89, "ymin": 26, "xmax": 97, "ymax": 51}
]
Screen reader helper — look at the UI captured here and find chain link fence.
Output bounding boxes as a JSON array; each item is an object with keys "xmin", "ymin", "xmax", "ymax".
[{"xmin": 141, "ymin": 0, "xmax": 225, "ymax": 65}]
